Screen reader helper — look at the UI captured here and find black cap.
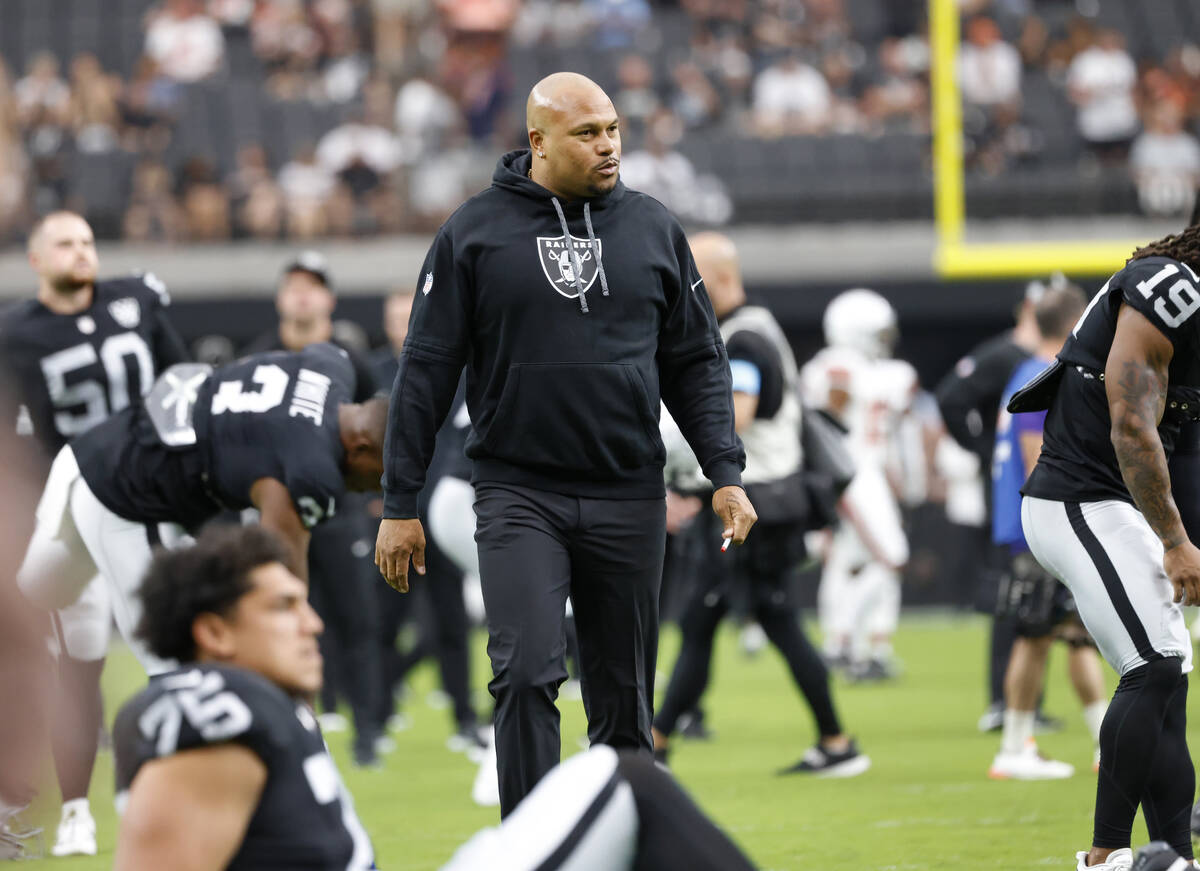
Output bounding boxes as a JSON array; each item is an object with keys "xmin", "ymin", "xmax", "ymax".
[{"xmin": 283, "ymin": 250, "xmax": 332, "ymax": 291}]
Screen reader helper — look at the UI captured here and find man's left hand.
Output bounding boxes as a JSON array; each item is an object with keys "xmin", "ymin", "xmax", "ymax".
[{"xmin": 712, "ymin": 485, "xmax": 757, "ymax": 547}]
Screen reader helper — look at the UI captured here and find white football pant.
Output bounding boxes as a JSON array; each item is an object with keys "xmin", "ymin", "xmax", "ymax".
[
  {"xmin": 819, "ymin": 464, "xmax": 907, "ymax": 658},
  {"xmin": 1022, "ymin": 496, "xmax": 1192, "ymax": 676},
  {"xmin": 17, "ymin": 446, "xmax": 184, "ymax": 674}
]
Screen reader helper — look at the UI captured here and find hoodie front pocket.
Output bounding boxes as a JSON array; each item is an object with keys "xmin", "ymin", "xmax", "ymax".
[{"xmin": 483, "ymin": 362, "xmax": 662, "ymax": 473}]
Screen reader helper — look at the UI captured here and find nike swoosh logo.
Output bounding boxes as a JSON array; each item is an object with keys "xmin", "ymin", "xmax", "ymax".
[{"xmin": 691, "ymin": 278, "xmax": 703, "ymax": 292}]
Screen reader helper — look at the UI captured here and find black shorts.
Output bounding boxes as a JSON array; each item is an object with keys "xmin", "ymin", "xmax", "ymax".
[{"xmin": 998, "ymin": 551, "xmax": 1082, "ymax": 640}]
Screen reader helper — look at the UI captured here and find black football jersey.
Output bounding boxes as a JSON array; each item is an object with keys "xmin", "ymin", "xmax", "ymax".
[
  {"xmin": 1025, "ymin": 256, "xmax": 1200, "ymax": 504},
  {"xmin": 73, "ymin": 343, "xmax": 355, "ymax": 530},
  {"xmin": 114, "ymin": 663, "xmax": 375, "ymax": 870},
  {"xmin": 0, "ymin": 274, "xmax": 188, "ymax": 461}
]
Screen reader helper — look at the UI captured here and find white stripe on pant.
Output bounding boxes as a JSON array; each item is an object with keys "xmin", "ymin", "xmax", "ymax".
[{"xmin": 1021, "ymin": 495, "xmax": 1192, "ymax": 676}]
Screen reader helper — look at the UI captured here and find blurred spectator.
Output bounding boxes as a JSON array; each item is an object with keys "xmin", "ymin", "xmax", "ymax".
[
  {"xmin": 862, "ymin": 36, "xmax": 929, "ymax": 134},
  {"xmin": 145, "ymin": 0, "xmax": 226, "ymax": 83},
  {"xmin": 614, "ymin": 54, "xmax": 661, "ymax": 140},
  {"xmin": 316, "ymin": 106, "xmax": 402, "ymax": 197},
  {"xmin": 119, "ymin": 56, "xmax": 180, "ymax": 146},
  {"xmin": 618, "ymin": 110, "xmax": 732, "ymax": 225},
  {"xmin": 958, "ymin": 17, "xmax": 1023, "ymax": 173},
  {"xmin": 437, "ymin": 0, "xmax": 519, "ymax": 34},
  {"xmin": 1130, "ymin": 101, "xmax": 1200, "ymax": 218},
  {"xmin": 68, "ymin": 54, "xmax": 123, "ymax": 154},
  {"xmin": 1067, "ymin": 28, "xmax": 1139, "ymax": 164},
  {"xmin": 958, "ymin": 17, "xmax": 1020, "ymax": 111},
  {"xmin": 123, "ymin": 159, "xmax": 185, "ymax": 241},
  {"xmin": 177, "ymin": 156, "xmax": 231, "ymax": 240},
  {"xmin": 14, "ymin": 52, "xmax": 72, "ymax": 130},
  {"xmin": 278, "ymin": 142, "xmax": 345, "ymax": 238},
  {"xmin": 584, "ymin": 0, "xmax": 652, "ymax": 50},
  {"xmin": 394, "ymin": 76, "xmax": 462, "ymax": 163},
  {"xmin": 670, "ymin": 61, "xmax": 722, "ymax": 129},
  {"xmin": 752, "ymin": 52, "xmax": 832, "ymax": 136},
  {"xmin": 406, "ymin": 142, "xmax": 474, "ymax": 229}
]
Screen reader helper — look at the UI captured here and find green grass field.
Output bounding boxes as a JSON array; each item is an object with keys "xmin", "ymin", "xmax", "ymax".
[{"xmin": 26, "ymin": 612, "xmax": 1195, "ymax": 870}]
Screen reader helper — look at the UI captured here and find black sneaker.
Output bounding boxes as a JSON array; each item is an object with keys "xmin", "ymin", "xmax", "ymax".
[
  {"xmin": 778, "ymin": 739, "xmax": 871, "ymax": 778},
  {"xmin": 1034, "ymin": 711, "xmax": 1065, "ymax": 734},
  {"xmin": 678, "ymin": 711, "xmax": 715, "ymax": 741},
  {"xmin": 1132, "ymin": 841, "xmax": 1191, "ymax": 871},
  {"xmin": 977, "ymin": 702, "xmax": 1004, "ymax": 733},
  {"xmin": 653, "ymin": 745, "xmax": 670, "ymax": 767}
]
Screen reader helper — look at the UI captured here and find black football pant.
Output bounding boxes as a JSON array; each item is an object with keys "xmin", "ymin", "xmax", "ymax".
[
  {"xmin": 473, "ymin": 482, "xmax": 666, "ymax": 818},
  {"xmin": 654, "ymin": 520, "xmax": 842, "ymax": 742},
  {"xmin": 307, "ymin": 498, "xmax": 382, "ymax": 758}
]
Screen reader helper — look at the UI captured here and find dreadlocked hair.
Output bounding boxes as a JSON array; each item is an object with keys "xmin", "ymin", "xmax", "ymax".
[{"xmin": 1128, "ymin": 225, "xmax": 1200, "ymax": 272}]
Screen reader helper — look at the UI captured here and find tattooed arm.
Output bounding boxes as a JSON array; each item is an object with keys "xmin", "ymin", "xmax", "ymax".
[{"xmin": 1106, "ymin": 304, "xmax": 1200, "ymax": 604}]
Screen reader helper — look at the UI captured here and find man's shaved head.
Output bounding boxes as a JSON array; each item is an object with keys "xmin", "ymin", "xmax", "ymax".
[
  {"xmin": 526, "ymin": 72, "xmax": 612, "ymax": 133},
  {"xmin": 526, "ymin": 72, "xmax": 622, "ymax": 200},
  {"xmin": 690, "ymin": 232, "xmax": 744, "ymax": 319}
]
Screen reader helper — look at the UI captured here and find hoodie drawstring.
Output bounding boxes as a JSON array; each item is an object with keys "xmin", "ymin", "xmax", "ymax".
[
  {"xmin": 551, "ymin": 197, "xmax": 588, "ymax": 313},
  {"xmin": 551, "ymin": 197, "xmax": 609, "ymax": 314},
  {"xmin": 582, "ymin": 202, "xmax": 609, "ymax": 299}
]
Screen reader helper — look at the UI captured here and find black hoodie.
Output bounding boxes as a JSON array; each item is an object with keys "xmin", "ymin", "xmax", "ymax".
[{"xmin": 381, "ymin": 149, "xmax": 744, "ymax": 517}]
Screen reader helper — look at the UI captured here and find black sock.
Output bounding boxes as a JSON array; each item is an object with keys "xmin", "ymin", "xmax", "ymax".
[
  {"xmin": 1140, "ymin": 672, "xmax": 1194, "ymax": 859},
  {"xmin": 1093, "ymin": 658, "xmax": 1183, "ymax": 849}
]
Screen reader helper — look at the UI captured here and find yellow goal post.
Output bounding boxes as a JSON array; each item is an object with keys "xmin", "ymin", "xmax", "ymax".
[{"xmin": 929, "ymin": 0, "xmax": 1150, "ymax": 278}]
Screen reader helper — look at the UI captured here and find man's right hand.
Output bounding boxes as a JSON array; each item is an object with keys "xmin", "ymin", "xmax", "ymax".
[
  {"xmin": 375, "ymin": 518, "xmax": 426, "ymax": 593},
  {"xmin": 1163, "ymin": 539, "xmax": 1200, "ymax": 606}
]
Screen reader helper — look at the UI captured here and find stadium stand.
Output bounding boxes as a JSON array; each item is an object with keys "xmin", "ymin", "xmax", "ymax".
[{"xmin": 0, "ymin": 0, "xmax": 1198, "ymax": 243}]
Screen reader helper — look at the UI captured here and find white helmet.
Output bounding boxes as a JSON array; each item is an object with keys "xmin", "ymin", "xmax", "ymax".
[{"xmin": 822, "ymin": 288, "xmax": 898, "ymax": 360}]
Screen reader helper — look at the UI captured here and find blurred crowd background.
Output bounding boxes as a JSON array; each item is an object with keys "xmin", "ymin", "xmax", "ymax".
[{"xmin": 1, "ymin": 0, "xmax": 1200, "ymax": 247}]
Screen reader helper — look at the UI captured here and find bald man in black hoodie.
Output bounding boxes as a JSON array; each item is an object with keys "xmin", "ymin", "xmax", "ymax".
[{"xmin": 376, "ymin": 72, "xmax": 756, "ymax": 815}]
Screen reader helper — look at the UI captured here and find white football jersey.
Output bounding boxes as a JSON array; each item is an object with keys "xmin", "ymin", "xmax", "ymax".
[{"xmin": 801, "ymin": 346, "xmax": 917, "ymax": 468}]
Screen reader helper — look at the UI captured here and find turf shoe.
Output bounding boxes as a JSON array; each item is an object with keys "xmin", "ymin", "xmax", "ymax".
[
  {"xmin": 1076, "ymin": 848, "xmax": 1132, "ymax": 870},
  {"xmin": 778, "ymin": 739, "xmax": 870, "ymax": 778},
  {"xmin": 1132, "ymin": 841, "xmax": 1194, "ymax": 871},
  {"xmin": 989, "ymin": 746, "xmax": 1074, "ymax": 780},
  {"xmin": 51, "ymin": 799, "xmax": 96, "ymax": 857}
]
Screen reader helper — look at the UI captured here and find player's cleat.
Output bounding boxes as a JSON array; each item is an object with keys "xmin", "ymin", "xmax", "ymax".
[
  {"xmin": 447, "ymin": 725, "xmax": 489, "ymax": 762},
  {"xmin": 1132, "ymin": 841, "xmax": 1195, "ymax": 871},
  {"xmin": 988, "ymin": 747, "xmax": 1074, "ymax": 780},
  {"xmin": 51, "ymin": 799, "xmax": 96, "ymax": 857},
  {"xmin": 739, "ymin": 622, "xmax": 767, "ymax": 657},
  {"xmin": 847, "ymin": 657, "xmax": 900, "ymax": 683},
  {"xmin": 977, "ymin": 702, "xmax": 1005, "ymax": 733},
  {"xmin": 471, "ymin": 730, "xmax": 500, "ymax": 807},
  {"xmin": 653, "ymin": 745, "xmax": 670, "ymax": 767},
  {"xmin": 386, "ymin": 713, "xmax": 411, "ymax": 733},
  {"xmin": 317, "ymin": 711, "xmax": 349, "ymax": 733},
  {"xmin": 678, "ymin": 711, "xmax": 715, "ymax": 741},
  {"xmin": 1077, "ymin": 848, "xmax": 1133, "ymax": 870},
  {"xmin": 778, "ymin": 739, "xmax": 870, "ymax": 778},
  {"xmin": 0, "ymin": 803, "xmax": 44, "ymax": 861}
]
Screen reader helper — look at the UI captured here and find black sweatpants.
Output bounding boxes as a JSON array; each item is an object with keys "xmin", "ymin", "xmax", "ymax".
[
  {"xmin": 473, "ymin": 482, "xmax": 666, "ymax": 817},
  {"xmin": 654, "ymin": 519, "xmax": 842, "ymax": 742},
  {"xmin": 307, "ymin": 497, "xmax": 382, "ymax": 757}
]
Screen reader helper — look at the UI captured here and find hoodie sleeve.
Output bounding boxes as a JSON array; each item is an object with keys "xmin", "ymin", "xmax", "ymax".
[
  {"xmin": 656, "ymin": 222, "xmax": 745, "ymax": 491},
  {"xmin": 382, "ymin": 229, "xmax": 472, "ymax": 518}
]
